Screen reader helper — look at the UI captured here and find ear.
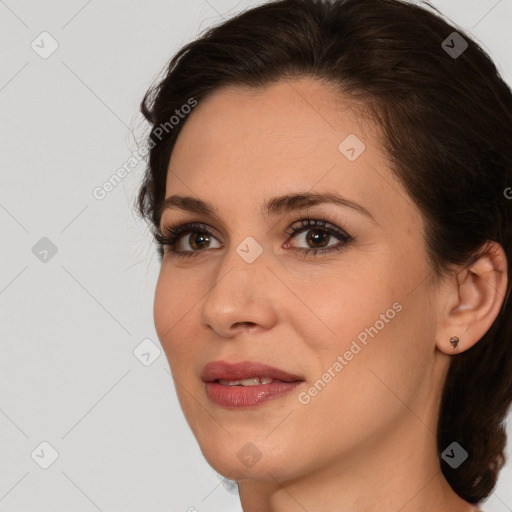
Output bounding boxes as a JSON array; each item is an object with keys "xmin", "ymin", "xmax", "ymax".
[{"xmin": 435, "ymin": 241, "xmax": 508, "ymax": 355}]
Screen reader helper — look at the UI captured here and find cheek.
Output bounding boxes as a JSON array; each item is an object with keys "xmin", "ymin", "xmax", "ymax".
[
  {"xmin": 296, "ymin": 300, "xmax": 431, "ymax": 447},
  {"xmin": 153, "ymin": 269, "xmax": 196, "ymax": 365},
  {"xmin": 326, "ymin": 285, "xmax": 436, "ymax": 417},
  {"xmin": 153, "ymin": 273, "xmax": 172, "ymax": 346},
  {"xmin": 305, "ymin": 260, "xmax": 433, "ymax": 401},
  {"xmin": 300, "ymin": 266, "xmax": 398, "ymax": 353}
]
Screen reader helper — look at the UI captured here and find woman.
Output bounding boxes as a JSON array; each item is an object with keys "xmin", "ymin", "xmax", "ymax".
[{"xmin": 136, "ymin": 0, "xmax": 512, "ymax": 510}]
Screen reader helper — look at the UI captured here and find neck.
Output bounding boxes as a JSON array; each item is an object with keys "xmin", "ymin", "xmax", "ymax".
[{"xmin": 237, "ymin": 412, "xmax": 477, "ymax": 512}]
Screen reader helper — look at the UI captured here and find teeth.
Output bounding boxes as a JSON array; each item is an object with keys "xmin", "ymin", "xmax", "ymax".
[
  {"xmin": 239, "ymin": 377, "xmax": 260, "ymax": 386},
  {"xmin": 219, "ymin": 379, "xmax": 240, "ymax": 386},
  {"xmin": 218, "ymin": 376, "xmax": 274, "ymax": 386}
]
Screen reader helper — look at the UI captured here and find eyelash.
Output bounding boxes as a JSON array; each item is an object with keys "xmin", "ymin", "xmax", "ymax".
[{"xmin": 155, "ymin": 217, "xmax": 354, "ymax": 259}]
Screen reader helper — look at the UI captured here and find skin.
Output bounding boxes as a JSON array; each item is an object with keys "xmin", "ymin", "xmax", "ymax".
[{"xmin": 153, "ymin": 77, "xmax": 507, "ymax": 511}]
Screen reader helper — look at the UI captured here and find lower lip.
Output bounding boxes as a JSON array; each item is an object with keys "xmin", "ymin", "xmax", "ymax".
[{"xmin": 205, "ymin": 380, "xmax": 303, "ymax": 408}]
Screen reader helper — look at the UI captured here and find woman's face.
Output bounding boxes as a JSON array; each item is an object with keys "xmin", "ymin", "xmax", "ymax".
[{"xmin": 154, "ymin": 78, "xmax": 448, "ymax": 483}]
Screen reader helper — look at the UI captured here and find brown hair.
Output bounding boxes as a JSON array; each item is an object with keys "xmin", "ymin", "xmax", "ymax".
[{"xmin": 136, "ymin": 0, "xmax": 512, "ymax": 503}]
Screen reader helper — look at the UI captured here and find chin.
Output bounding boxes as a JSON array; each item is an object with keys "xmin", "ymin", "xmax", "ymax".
[{"xmin": 198, "ymin": 438, "xmax": 304, "ymax": 483}]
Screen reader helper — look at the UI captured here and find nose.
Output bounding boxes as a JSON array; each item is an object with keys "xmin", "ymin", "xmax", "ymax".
[{"xmin": 200, "ymin": 244, "xmax": 279, "ymax": 338}]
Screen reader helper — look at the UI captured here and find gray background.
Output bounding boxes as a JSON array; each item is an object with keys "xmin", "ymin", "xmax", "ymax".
[{"xmin": 1, "ymin": 0, "xmax": 511, "ymax": 510}]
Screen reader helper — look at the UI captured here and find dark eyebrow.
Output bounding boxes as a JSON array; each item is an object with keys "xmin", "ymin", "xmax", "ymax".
[{"xmin": 157, "ymin": 191, "xmax": 377, "ymax": 225}]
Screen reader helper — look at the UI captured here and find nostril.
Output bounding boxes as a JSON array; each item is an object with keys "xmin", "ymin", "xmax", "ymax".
[{"xmin": 234, "ymin": 322, "xmax": 256, "ymax": 328}]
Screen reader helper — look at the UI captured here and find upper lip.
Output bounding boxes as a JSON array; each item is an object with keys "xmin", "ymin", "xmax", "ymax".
[{"xmin": 201, "ymin": 360, "xmax": 304, "ymax": 383}]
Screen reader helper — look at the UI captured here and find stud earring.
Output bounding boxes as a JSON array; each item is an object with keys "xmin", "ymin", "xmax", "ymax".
[{"xmin": 450, "ymin": 336, "xmax": 460, "ymax": 349}]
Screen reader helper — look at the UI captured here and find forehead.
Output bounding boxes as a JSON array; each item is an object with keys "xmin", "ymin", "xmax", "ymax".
[
  {"xmin": 165, "ymin": 78, "xmax": 419, "ymax": 229},
  {"xmin": 174, "ymin": 78, "xmax": 367, "ymax": 152}
]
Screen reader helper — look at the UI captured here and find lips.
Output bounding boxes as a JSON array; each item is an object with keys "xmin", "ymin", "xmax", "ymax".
[
  {"xmin": 201, "ymin": 360, "xmax": 304, "ymax": 383},
  {"xmin": 201, "ymin": 360, "xmax": 305, "ymax": 408}
]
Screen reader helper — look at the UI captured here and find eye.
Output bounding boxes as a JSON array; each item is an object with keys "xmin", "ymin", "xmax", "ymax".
[
  {"xmin": 284, "ymin": 218, "xmax": 353, "ymax": 257},
  {"xmin": 156, "ymin": 217, "xmax": 353, "ymax": 259},
  {"xmin": 155, "ymin": 222, "xmax": 222, "ymax": 258}
]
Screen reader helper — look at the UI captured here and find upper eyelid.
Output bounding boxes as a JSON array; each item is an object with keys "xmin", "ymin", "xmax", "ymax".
[
  {"xmin": 161, "ymin": 218, "xmax": 343, "ymax": 233},
  {"xmin": 161, "ymin": 221, "xmax": 221, "ymax": 239},
  {"xmin": 160, "ymin": 218, "xmax": 351, "ymax": 245}
]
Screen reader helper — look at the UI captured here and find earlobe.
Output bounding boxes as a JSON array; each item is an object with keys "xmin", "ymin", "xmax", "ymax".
[{"xmin": 436, "ymin": 241, "xmax": 508, "ymax": 355}]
